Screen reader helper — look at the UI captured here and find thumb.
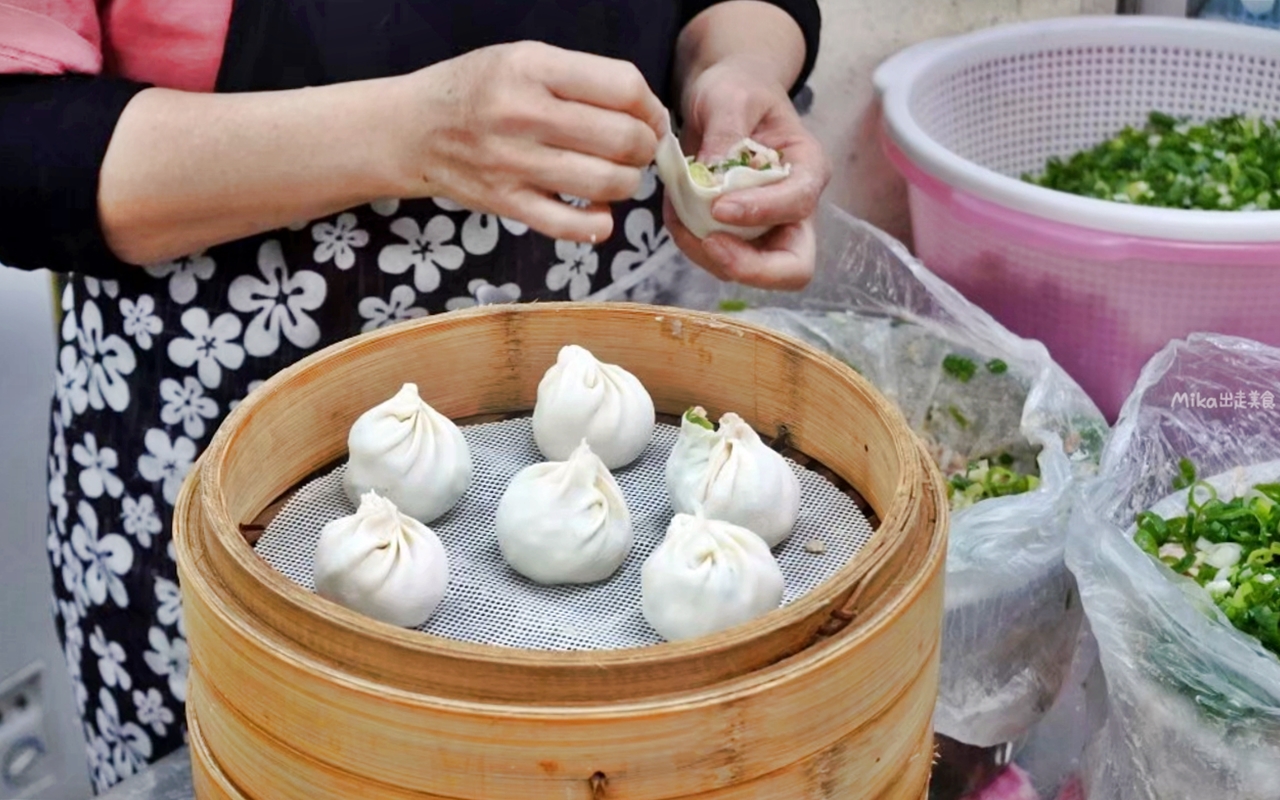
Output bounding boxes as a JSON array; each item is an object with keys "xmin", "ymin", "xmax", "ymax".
[{"xmin": 694, "ymin": 104, "xmax": 755, "ymax": 163}]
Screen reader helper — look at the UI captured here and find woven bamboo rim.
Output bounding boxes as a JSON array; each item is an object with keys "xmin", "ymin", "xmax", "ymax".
[
  {"xmin": 184, "ymin": 303, "xmax": 935, "ymax": 704},
  {"xmin": 177, "ymin": 434, "xmax": 946, "ymax": 800}
]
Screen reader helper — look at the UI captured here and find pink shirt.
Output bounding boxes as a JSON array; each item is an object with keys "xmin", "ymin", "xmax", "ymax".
[{"xmin": 0, "ymin": 0, "xmax": 231, "ymax": 91}]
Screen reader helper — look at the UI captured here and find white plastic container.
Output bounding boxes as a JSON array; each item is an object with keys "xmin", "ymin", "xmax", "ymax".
[{"xmin": 875, "ymin": 17, "xmax": 1280, "ymax": 420}]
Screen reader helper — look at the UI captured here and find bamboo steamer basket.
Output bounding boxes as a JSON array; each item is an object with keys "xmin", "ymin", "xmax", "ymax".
[
  {"xmin": 185, "ymin": 701, "xmax": 937, "ymax": 800},
  {"xmin": 174, "ymin": 303, "xmax": 949, "ymax": 800}
]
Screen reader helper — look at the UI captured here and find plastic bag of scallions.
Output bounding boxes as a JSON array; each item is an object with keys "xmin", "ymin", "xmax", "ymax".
[
  {"xmin": 1066, "ymin": 334, "xmax": 1280, "ymax": 800},
  {"xmin": 662, "ymin": 205, "xmax": 1108, "ymax": 783}
]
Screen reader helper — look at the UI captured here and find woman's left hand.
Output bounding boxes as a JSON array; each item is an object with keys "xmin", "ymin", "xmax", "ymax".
[{"xmin": 666, "ymin": 55, "xmax": 831, "ymax": 291}]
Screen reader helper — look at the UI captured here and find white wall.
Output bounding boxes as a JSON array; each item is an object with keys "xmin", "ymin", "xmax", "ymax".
[
  {"xmin": 0, "ymin": 265, "xmax": 91, "ymax": 800},
  {"xmin": 806, "ymin": 0, "xmax": 1117, "ymax": 246}
]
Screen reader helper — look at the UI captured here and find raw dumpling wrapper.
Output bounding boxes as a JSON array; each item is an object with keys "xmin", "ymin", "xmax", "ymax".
[
  {"xmin": 666, "ymin": 407, "xmax": 801, "ymax": 547},
  {"xmin": 642, "ymin": 512, "xmax": 785, "ymax": 642},
  {"xmin": 495, "ymin": 440, "xmax": 633, "ymax": 585},
  {"xmin": 313, "ymin": 491, "xmax": 449, "ymax": 628},
  {"xmin": 655, "ymin": 128, "xmax": 791, "ymax": 240},
  {"xmin": 532, "ymin": 345, "xmax": 655, "ymax": 469},
  {"xmin": 344, "ymin": 383, "xmax": 472, "ymax": 523}
]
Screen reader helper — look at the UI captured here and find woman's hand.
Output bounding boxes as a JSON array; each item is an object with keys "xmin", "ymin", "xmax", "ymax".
[
  {"xmin": 392, "ymin": 42, "xmax": 669, "ymax": 244},
  {"xmin": 667, "ymin": 55, "xmax": 830, "ymax": 291},
  {"xmin": 100, "ymin": 41, "xmax": 666, "ymax": 265}
]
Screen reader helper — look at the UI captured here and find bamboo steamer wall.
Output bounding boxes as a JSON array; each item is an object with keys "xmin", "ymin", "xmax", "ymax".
[{"xmin": 174, "ymin": 303, "xmax": 949, "ymax": 800}]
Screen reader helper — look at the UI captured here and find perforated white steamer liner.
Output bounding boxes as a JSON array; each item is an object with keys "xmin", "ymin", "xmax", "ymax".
[
  {"xmin": 254, "ymin": 417, "xmax": 875, "ymax": 652},
  {"xmin": 874, "ymin": 16, "xmax": 1280, "ymax": 243}
]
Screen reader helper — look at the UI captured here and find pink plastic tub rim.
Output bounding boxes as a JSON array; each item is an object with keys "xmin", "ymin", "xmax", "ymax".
[{"xmin": 882, "ymin": 134, "xmax": 1280, "ymax": 267}]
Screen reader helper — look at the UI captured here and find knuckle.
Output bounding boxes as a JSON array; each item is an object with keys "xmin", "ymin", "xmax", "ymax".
[
  {"xmin": 628, "ymin": 126, "xmax": 659, "ymax": 165},
  {"xmin": 589, "ymin": 167, "xmax": 640, "ymax": 202},
  {"xmin": 623, "ymin": 65, "xmax": 650, "ymax": 98},
  {"xmin": 505, "ymin": 41, "xmax": 537, "ymax": 65},
  {"xmin": 496, "ymin": 41, "xmax": 546, "ymax": 79},
  {"xmin": 613, "ymin": 168, "xmax": 643, "ymax": 200},
  {"xmin": 497, "ymin": 100, "xmax": 541, "ymax": 136}
]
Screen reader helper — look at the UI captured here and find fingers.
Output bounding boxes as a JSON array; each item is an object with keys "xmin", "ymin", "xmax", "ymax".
[
  {"xmin": 523, "ymin": 148, "xmax": 644, "ymax": 203},
  {"xmin": 664, "ymin": 198, "xmax": 815, "ymax": 291},
  {"xmin": 538, "ymin": 47, "xmax": 668, "ymax": 139},
  {"xmin": 537, "ymin": 102, "xmax": 658, "ymax": 168},
  {"xmin": 710, "ymin": 135, "xmax": 828, "ymax": 228},
  {"xmin": 663, "ymin": 200, "xmax": 732, "ymax": 282},
  {"xmin": 703, "ymin": 223, "xmax": 816, "ymax": 291},
  {"xmin": 692, "ymin": 86, "xmax": 757, "ymax": 163},
  {"xmin": 503, "ymin": 190, "xmax": 615, "ymax": 244},
  {"xmin": 677, "ymin": 62, "xmax": 832, "ymax": 232}
]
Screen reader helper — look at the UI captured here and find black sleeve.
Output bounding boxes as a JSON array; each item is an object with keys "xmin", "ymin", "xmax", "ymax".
[
  {"xmin": 680, "ymin": 0, "xmax": 822, "ymax": 97},
  {"xmin": 0, "ymin": 73, "xmax": 151, "ymax": 278}
]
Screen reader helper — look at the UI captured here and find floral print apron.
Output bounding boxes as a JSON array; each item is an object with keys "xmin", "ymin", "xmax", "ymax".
[{"xmin": 46, "ymin": 177, "xmax": 677, "ymax": 793}]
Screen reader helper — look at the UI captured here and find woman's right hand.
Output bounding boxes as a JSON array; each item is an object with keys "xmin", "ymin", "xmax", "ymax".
[{"xmin": 390, "ymin": 41, "xmax": 669, "ymax": 244}]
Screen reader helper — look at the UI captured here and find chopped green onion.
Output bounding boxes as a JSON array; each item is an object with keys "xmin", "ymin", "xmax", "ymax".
[
  {"xmin": 943, "ymin": 354, "xmax": 977, "ymax": 383},
  {"xmin": 986, "ymin": 359, "xmax": 1009, "ymax": 374},
  {"xmin": 944, "ymin": 454, "xmax": 1041, "ymax": 510},
  {"xmin": 689, "ymin": 162, "xmax": 716, "ymax": 188},
  {"xmin": 683, "ymin": 407, "xmax": 714, "ymax": 430},
  {"xmin": 1134, "ymin": 458, "xmax": 1280, "ymax": 657},
  {"xmin": 1172, "ymin": 457, "xmax": 1198, "ymax": 490},
  {"xmin": 717, "ymin": 299, "xmax": 749, "ymax": 312},
  {"xmin": 1024, "ymin": 112, "xmax": 1280, "ymax": 212}
]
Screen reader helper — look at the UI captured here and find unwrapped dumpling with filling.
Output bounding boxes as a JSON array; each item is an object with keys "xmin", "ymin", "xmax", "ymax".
[{"xmin": 655, "ymin": 126, "xmax": 791, "ymax": 240}]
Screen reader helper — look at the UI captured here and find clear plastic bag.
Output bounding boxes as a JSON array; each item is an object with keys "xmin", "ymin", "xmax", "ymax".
[
  {"xmin": 1065, "ymin": 333, "xmax": 1280, "ymax": 800},
  {"xmin": 665, "ymin": 205, "xmax": 1107, "ymax": 749}
]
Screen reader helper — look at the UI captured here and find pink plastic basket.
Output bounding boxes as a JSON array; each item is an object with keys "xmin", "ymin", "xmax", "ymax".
[{"xmin": 875, "ymin": 17, "xmax": 1280, "ymax": 420}]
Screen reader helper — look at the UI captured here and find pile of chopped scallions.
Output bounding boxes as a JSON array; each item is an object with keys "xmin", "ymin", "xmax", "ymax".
[
  {"xmin": 1023, "ymin": 112, "xmax": 1280, "ymax": 211},
  {"xmin": 937, "ymin": 353, "xmax": 1041, "ymax": 509},
  {"xmin": 1134, "ymin": 459, "xmax": 1280, "ymax": 657},
  {"xmin": 946, "ymin": 454, "xmax": 1040, "ymax": 511}
]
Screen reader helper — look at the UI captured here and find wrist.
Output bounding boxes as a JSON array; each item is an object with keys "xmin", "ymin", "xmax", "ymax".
[
  {"xmin": 674, "ymin": 2, "xmax": 806, "ymax": 124},
  {"xmin": 345, "ymin": 74, "xmax": 427, "ymax": 201}
]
